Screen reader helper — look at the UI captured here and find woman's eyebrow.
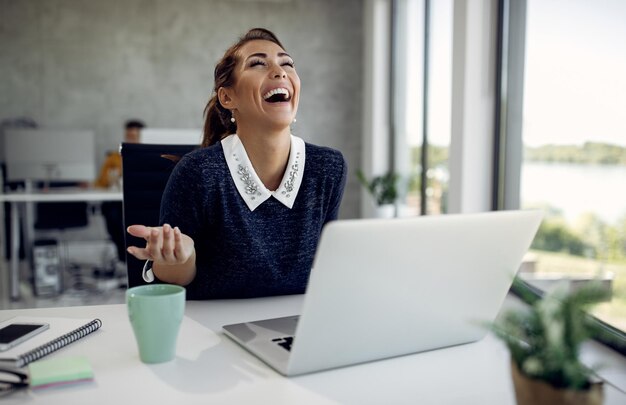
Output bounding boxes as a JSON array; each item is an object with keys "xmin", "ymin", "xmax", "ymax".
[
  {"xmin": 246, "ymin": 52, "xmax": 267, "ymax": 61},
  {"xmin": 245, "ymin": 52, "xmax": 292, "ymax": 61}
]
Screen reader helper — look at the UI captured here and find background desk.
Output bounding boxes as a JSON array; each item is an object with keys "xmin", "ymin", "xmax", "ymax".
[
  {"xmin": 0, "ymin": 189, "xmax": 123, "ymax": 300},
  {"xmin": 1, "ymin": 295, "xmax": 625, "ymax": 404}
]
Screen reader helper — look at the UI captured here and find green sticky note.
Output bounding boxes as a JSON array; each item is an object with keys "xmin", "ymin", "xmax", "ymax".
[{"xmin": 28, "ymin": 356, "xmax": 94, "ymax": 388}]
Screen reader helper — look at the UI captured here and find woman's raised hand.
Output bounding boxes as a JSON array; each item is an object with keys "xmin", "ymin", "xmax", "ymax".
[{"xmin": 126, "ymin": 224, "xmax": 195, "ymax": 265}]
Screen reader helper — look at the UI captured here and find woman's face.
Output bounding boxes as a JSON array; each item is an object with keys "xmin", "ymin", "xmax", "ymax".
[{"xmin": 221, "ymin": 40, "xmax": 300, "ymax": 132}]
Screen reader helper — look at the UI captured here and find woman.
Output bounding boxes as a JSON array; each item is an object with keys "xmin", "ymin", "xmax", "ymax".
[{"xmin": 127, "ymin": 28, "xmax": 347, "ymax": 299}]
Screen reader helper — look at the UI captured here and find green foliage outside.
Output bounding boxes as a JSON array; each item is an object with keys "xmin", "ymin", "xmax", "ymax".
[
  {"xmin": 527, "ymin": 205, "xmax": 626, "ymax": 263},
  {"xmin": 412, "ymin": 141, "xmax": 626, "ymax": 168},
  {"xmin": 532, "ymin": 220, "xmax": 589, "ymax": 256},
  {"xmin": 410, "ymin": 145, "xmax": 449, "ymax": 170},
  {"xmin": 525, "ymin": 142, "xmax": 626, "ymax": 165}
]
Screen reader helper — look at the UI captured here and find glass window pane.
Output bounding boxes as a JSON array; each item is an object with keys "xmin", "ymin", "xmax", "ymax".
[
  {"xmin": 520, "ymin": 0, "xmax": 626, "ymax": 333},
  {"xmin": 394, "ymin": 0, "xmax": 452, "ymax": 217},
  {"xmin": 394, "ymin": 0, "xmax": 424, "ymax": 217},
  {"xmin": 424, "ymin": 0, "xmax": 452, "ymax": 215}
]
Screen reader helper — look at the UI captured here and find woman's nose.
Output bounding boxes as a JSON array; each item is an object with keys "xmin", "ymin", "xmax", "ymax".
[{"xmin": 271, "ymin": 66, "xmax": 287, "ymax": 79}]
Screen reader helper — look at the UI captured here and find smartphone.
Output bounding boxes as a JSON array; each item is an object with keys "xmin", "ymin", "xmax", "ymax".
[{"xmin": 0, "ymin": 322, "xmax": 50, "ymax": 352}]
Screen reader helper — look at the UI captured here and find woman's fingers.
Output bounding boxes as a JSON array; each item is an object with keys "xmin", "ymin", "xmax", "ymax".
[
  {"xmin": 162, "ymin": 224, "xmax": 176, "ymax": 262},
  {"xmin": 126, "ymin": 246, "xmax": 151, "ymax": 261},
  {"xmin": 127, "ymin": 224, "xmax": 154, "ymax": 240},
  {"xmin": 126, "ymin": 224, "xmax": 156, "ymax": 260},
  {"xmin": 147, "ymin": 227, "xmax": 163, "ymax": 260},
  {"xmin": 173, "ymin": 227, "xmax": 188, "ymax": 261},
  {"xmin": 126, "ymin": 223, "xmax": 189, "ymax": 264}
]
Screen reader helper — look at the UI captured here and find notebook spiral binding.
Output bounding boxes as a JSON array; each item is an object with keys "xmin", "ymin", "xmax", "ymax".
[{"xmin": 16, "ymin": 319, "xmax": 102, "ymax": 368}]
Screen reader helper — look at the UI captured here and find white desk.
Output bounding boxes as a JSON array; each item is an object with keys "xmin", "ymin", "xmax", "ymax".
[
  {"xmin": 1, "ymin": 295, "xmax": 625, "ymax": 404},
  {"xmin": 0, "ymin": 188, "xmax": 123, "ymax": 300}
]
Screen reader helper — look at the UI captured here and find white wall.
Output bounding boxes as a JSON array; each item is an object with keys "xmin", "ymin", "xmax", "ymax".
[
  {"xmin": 361, "ymin": 0, "xmax": 392, "ymax": 218},
  {"xmin": 448, "ymin": 0, "xmax": 499, "ymax": 213}
]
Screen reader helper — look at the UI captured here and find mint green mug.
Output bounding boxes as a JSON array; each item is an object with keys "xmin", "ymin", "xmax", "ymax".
[{"xmin": 126, "ymin": 284, "xmax": 185, "ymax": 363}]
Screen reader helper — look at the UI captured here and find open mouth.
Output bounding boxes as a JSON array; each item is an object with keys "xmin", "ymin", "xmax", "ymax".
[{"xmin": 263, "ymin": 87, "xmax": 291, "ymax": 103}]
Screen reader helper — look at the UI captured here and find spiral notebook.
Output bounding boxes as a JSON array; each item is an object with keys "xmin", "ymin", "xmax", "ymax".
[{"xmin": 0, "ymin": 316, "xmax": 102, "ymax": 368}]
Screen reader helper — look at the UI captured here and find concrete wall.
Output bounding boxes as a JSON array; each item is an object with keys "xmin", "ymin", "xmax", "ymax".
[{"xmin": 0, "ymin": 0, "xmax": 363, "ymax": 218}]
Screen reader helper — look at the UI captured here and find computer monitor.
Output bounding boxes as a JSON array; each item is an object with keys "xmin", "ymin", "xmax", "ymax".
[
  {"xmin": 140, "ymin": 128, "xmax": 202, "ymax": 145},
  {"xmin": 2, "ymin": 129, "xmax": 96, "ymax": 183}
]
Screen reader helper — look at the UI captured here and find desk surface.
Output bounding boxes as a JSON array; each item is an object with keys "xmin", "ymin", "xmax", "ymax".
[
  {"xmin": 0, "ymin": 188, "xmax": 122, "ymax": 202},
  {"xmin": 1, "ymin": 295, "xmax": 625, "ymax": 405}
]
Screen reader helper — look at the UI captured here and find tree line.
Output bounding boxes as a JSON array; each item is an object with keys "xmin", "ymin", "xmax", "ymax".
[
  {"xmin": 413, "ymin": 142, "xmax": 626, "ymax": 167},
  {"xmin": 525, "ymin": 142, "xmax": 626, "ymax": 165},
  {"xmin": 530, "ymin": 205, "xmax": 626, "ymax": 264}
]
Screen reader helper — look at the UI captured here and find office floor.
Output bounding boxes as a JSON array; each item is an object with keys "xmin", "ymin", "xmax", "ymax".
[
  {"xmin": 0, "ymin": 262, "xmax": 126, "ymax": 310},
  {"xmin": 0, "ymin": 272, "xmax": 126, "ymax": 309},
  {"xmin": 0, "ymin": 208, "xmax": 127, "ymax": 310},
  {"xmin": 0, "ymin": 274, "xmax": 126, "ymax": 309}
]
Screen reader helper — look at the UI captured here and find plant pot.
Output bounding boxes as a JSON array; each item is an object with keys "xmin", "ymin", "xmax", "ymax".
[
  {"xmin": 375, "ymin": 204, "xmax": 395, "ymax": 219},
  {"xmin": 510, "ymin": 360, "xmax": 604, "ymax": 405}
]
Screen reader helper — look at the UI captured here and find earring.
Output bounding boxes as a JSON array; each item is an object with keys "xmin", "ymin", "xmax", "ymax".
[
  {"xmin": 230, "ymin": 113, "xmax": 236, "ymax": 123},
  {"xmin": 293, "ymin": 117, "xmax": 297, "ymax": 123}
]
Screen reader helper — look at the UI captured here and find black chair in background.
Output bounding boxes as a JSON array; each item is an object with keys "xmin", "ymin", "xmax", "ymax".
[{"xmin": 121, "ymin": 143, "xmax": 198, "ymax": 288}]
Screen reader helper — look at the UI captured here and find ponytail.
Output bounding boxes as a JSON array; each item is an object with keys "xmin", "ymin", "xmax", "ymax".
[{"xmin": 202, "ymin": 94, "xmax": 235, "ymax": 147}]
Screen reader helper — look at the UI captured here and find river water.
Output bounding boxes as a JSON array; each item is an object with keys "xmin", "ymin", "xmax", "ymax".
[{"xmin": 521, "ymin": 162, "xmax": 626, "ymax": 224}]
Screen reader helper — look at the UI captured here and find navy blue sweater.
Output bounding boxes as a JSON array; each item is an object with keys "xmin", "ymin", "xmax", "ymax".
[{"xmin": 159, "ymin": 141, "xmax": 347, "ymax": 299}]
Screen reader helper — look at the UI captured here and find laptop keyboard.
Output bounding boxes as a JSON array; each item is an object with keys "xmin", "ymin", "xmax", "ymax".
[{"xmin": 272, "ymin": 336, "xmax": 294, "ymax": 351}]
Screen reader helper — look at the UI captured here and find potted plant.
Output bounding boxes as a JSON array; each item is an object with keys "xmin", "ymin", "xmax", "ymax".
[
  {"xmin": 356, "ymin": 170, "xmax": 399, "ymax": 218},
  {"xmin": 492, "ymin": 279, "xmax": 609, "ymax": 405}
]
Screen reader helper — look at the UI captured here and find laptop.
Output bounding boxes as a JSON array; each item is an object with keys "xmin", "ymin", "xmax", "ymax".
[{"xmin": 223, "ymin": 210, "xmax": 543, "ymax": 376}]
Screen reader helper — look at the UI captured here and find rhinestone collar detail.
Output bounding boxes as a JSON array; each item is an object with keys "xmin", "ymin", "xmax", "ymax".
[{"xmin": 222, "ymin": 134, "xmax": 306, "ymax": 211}]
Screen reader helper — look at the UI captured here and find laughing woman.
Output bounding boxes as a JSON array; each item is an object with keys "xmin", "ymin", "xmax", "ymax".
[{"xmin": 126, "ymin": 28, "xmax": 347, "ymax": 299}]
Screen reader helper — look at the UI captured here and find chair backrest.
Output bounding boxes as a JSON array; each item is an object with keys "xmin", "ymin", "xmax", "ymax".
[{"xmin": 121, "ymin": 142, "xmax": 198, "ymax": 287}]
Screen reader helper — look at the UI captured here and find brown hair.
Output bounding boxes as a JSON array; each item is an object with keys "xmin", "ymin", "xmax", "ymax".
[{"xmin": 201, "ymin": 28, "xmax": 286, "ymax": 147}]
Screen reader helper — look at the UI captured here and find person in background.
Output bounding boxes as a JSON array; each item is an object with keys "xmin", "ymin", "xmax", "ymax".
[
  {"xmin": 95, "ymin": 120, "xmax": 144, "ymax": 189},
  {"xmin": 95, "ymin": 120, "xmax": 145, "ymax": 274},
  {"xmin": 126, "ymin": 28, "xmax": 347, "ymax": 299}
]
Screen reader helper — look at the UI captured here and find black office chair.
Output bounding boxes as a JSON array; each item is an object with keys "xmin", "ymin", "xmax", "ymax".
[{"xmin": 121, "ymin": 143, "xmax": 198, "ymax": 288}]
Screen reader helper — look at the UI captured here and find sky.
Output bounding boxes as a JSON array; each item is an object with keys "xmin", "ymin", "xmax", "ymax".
[{"xmin": 523, "ymin": 0, "xmax": 626, "ymax": 147}]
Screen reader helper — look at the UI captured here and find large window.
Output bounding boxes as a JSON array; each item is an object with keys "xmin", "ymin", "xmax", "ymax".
[
  {"xmin": 393, "ymin": 0, "xmax": 452, "ymax": 217},
  {"xmin": 391, "ymin": 0, "xmax": 625, "ymax": 342},
  {"xmin": 515, "ymin": 0, "xmax": 626, "ymax": 334}
]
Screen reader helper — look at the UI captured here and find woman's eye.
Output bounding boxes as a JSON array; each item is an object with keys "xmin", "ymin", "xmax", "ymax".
[
  {"xmin": 249, "ymin": 60, "xmax": 266, "ymax": 67},
  {"xmin": 282, "ymin": 61, "xmax": 295, "ymax": 68}
]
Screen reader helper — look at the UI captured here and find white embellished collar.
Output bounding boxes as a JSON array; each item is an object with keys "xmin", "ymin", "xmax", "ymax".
[{"xmin": 222, "ymin": 134, "xmax": 305, "ymax": 211}]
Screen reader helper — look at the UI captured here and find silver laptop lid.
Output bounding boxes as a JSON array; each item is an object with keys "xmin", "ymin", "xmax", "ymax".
[{"xmin": 286, "ymin": 210, "xmax": 542, "ymax": 375}]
